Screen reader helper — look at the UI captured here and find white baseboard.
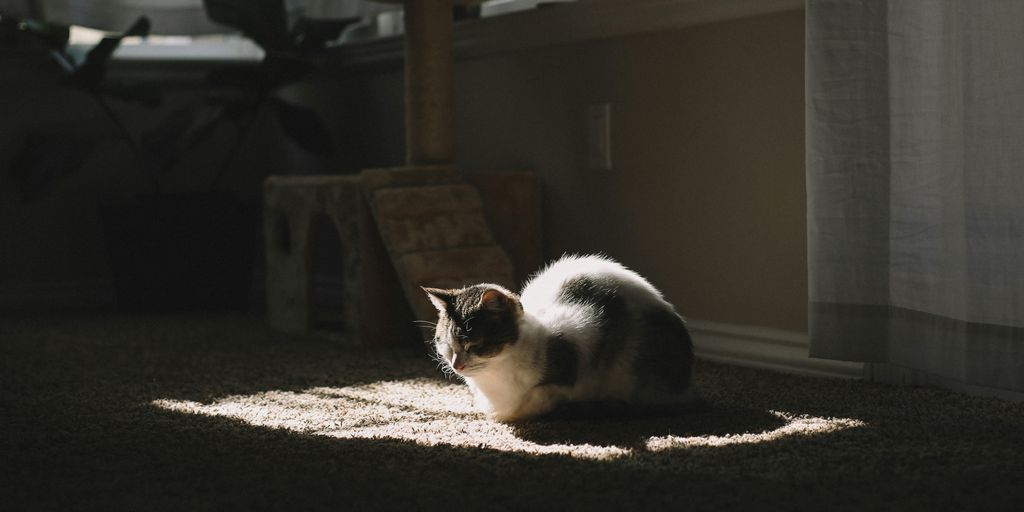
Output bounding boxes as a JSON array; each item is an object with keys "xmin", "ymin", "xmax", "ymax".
[{"xmin": 688, "ymin": 319, "xmax": 863, "ymax": 379}]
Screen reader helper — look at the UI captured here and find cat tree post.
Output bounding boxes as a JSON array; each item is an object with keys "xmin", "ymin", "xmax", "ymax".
[
  {"xmin": 374, "ymin": 0, "xmax": 467, "ymax": 164},
  {"xmin": 402, "ymin": 0, "xmax": 456, "ymax": 165},
  {"xmin": 356, "ymin": 0, "xmax": 526, "ymax": 324}
]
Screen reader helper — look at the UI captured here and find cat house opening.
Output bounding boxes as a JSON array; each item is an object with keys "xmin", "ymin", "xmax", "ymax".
[
  {"xmin": 310, "ymin": 213, "xmax": 346, "ymax": 333},
  {"xmin": 272, "ymin": 213, "xmax": 292, "ymax": 256}
]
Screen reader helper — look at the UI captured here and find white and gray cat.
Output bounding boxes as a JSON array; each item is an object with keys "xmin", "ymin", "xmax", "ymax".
[{"xmin": 424, "ymin": 254, "xmax": 696, "ymax": 422}]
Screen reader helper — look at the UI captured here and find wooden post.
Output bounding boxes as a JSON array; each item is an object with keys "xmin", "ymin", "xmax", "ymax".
[{"xmin": 403, "ymin": 0, "xmax": 456, "ymax": 165}]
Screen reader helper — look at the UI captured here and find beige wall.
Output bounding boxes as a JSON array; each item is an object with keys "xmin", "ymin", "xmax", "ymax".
[
  {"xmin": 1, "ymin": 10, "xmax": 807, "ymax": 331},
  {"xmin": 338, "ymin": 10, "xmax": 807, "ymax": 331}
]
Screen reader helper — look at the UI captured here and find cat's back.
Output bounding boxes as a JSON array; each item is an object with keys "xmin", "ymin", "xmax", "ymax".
[
  {"xmin": 518, "ymin": 254, "xmax": 695, "ymax": 406},
  {"xmin": 520, "ymin": 254, "xmax": 667, "ymax": 314}
]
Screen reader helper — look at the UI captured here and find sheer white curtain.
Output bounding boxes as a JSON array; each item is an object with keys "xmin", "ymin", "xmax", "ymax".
[{"xmin": 807, "ymin": 0, "xmax": 1024, "ymax": 394}]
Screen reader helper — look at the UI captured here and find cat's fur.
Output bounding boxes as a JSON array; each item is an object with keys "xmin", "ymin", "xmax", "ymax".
[{"xmin": 424, "ymin": 254, "xmax": 696, "ymax": 422}]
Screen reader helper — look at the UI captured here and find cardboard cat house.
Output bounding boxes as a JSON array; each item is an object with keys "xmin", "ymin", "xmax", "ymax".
[{"xmin": 263, "ymin": 166, "xmax": 541, "ymax": 346}]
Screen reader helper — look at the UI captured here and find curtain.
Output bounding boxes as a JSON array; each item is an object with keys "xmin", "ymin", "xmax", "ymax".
[{"xmin": 806, "ymin": 0, "xmax": 1024, "ymax": 393}]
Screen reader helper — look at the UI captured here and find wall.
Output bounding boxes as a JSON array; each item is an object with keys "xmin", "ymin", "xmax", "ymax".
[
  {"xmin": 333, "ymin": 9, "xmax": 807, "ymax": 331},
  {"xmin": 0, "ymin": 7, "xmax": 807, "ymax": 333}
]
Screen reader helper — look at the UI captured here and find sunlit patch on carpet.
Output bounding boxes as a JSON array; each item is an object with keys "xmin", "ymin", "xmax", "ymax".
[
  {"xmin": 644, "ymin": 410, "xmax": 866, "ymax": 449},
  {"xmin": 152, "ymin": 378, "xmax": 866, "ymax": 460}
]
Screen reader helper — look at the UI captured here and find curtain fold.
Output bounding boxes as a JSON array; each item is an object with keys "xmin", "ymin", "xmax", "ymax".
[{"xmin": 807, "ymin": 0, "xmax": 1024, "ymax": 392}]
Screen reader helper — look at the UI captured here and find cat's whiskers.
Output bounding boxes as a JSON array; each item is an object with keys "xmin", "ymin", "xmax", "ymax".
[
  {"xmin": 427, "ymin": 350, "xmax": 461, "ymax": 380},
  {"xmin": 440, "ymin": 364, "xmax": 458, "ymax": 380},
  {"xmin": 460, "ymin": 364, "xmax": 484, "ymax": 375},
  {"xmin": 429, "ymin": 351, "xmax": 447, "ymax": 367}
]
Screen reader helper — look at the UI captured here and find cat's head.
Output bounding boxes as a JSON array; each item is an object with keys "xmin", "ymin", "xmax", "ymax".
[{"xmin": 423, "ymin": 284, "xmax": 522, "ymax": 376}]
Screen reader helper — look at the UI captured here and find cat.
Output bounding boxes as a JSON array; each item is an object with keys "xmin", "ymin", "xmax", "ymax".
[{"xmin": 423, "ymin": 254, "xmax": 696, "ymax": 422}]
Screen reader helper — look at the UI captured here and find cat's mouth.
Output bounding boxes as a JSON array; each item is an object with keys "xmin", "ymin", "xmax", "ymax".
[
  {"xmin": 452, "ymin": 361, "xmax": 484, "ymax": 376},
  {"xmin": 450, "ymin": 352, "xmax": 484, "ymax": 374}
]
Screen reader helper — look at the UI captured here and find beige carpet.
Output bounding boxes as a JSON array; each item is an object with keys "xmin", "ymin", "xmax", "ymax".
[{"xmin": 2, "ymin": 313, "xmax": 1023, "ymax": 511}]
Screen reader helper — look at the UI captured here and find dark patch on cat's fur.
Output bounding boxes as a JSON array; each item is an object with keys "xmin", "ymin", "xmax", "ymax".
[
  {"xmin": 558, "ymin": 276, "xmax": 631, "ymax": 368},
  {"xmin": 633, "ymin": 309, "xmax": 694, "ymax": 392},
  {"xmin": 538, "ymin": 334, "xmax": 578, "ymax": 387},
  {"xmin": 558, "ymin": 276, "xmax": 611, "ymax": 305}
]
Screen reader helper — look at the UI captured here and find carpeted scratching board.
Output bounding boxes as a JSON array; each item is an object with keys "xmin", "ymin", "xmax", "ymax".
[{"xmin": 360, "ymin": 165, "xmax": 516, "ymax": 322}]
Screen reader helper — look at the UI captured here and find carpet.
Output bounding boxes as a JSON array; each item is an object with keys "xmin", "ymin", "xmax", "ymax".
[{"xmin": 2, "ymin": 313, "xmax": 1022, "ymax": 511}]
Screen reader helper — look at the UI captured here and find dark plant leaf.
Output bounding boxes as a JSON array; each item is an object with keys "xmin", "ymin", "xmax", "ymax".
[
  {"xmin": 140, "ymin": 102, "xmax": 232, "ymax": 174},
  {"xmin": 214, "ymin": 94, "xmax": 262, "ymax": 122},
  {"xmin": 99, "ymin": 81, "xmax": 163, "ymax": 107},
  {"xmin": 19, "ymin": 18, "xmax": 71, "ymax": 49},
  {"xmin": 70, "ymin": 16, "xmax": 150, "ymax": 90},
  {"xmin": 0, "ymin": 16, "xmax": 17, "ymax": 45},
  {"xmin": 183, "ymin": 105, "xmax": 227, "ymax": 150},
  {"xmin": 260, "ymin": 54, "xmax": 316, "ymax": 89},
  {"xmin": 206, "ymin": 56, "xmax": 313, "ymax": 96},
  {"xmin": 10, "ymin": 133, "xmax": 98, "ymax": 203},
  {"xmin": 202, "ymin": 0, "xmax": 290, "ymax": 52},
  {"xmin": 140, "ymin": 104, "xmax": 201, "ymax": 172},
  {"xmin": 206, "ymin": 64, "xmax": 266, "ymax": 91},
  {"xmin": 268, "ymin": 97, "xmax": 333, "ymax": 155},
  {"xmin": 289, "ymin": 17, "xmax": 359, "ymax": 51},
  {"xmin": 0, "ymin": 17, "xmax": 70, "ymax": 75}
]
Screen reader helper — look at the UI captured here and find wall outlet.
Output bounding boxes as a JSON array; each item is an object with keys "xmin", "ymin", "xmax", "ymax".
[{"xmin": 587, "ymin": 103, "xmax": 612, "ymax": 170}]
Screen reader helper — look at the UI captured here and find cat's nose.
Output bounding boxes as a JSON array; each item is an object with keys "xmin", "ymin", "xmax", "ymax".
[{"xmin": 452, "ymin": 353, "xmax": 466, "ymax": 371}]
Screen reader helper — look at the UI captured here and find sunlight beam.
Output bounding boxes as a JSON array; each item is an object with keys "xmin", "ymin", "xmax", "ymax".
[
  {"xmin": 152, "ymin": 379, "xmax": 866, "ymax": 460},
  {"xmin": 645, "ymin": 411, "xmax": 866, "ymax": 450}
]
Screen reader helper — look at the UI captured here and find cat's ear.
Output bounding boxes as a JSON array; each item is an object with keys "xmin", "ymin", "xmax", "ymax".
[
  {"xmin": 480, "ymin": 288, "xmax": 512, "ymax": 312},
  {"xmin": 422, "ymin": 287, "xmax": 454, "ymax": 312}
]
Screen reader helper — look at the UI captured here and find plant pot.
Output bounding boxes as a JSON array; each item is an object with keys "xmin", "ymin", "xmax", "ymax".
[{"xmin": 99, "ymin": 192, "xmax": 258, "ymax": 312}]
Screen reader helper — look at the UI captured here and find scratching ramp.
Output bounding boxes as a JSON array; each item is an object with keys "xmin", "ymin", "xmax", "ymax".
[{"xmin": 361, "ymin": 166, "xmax": 516, "ymax": 322}]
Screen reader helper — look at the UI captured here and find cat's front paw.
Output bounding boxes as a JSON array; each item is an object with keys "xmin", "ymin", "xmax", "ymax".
[
  {"xmin": 485, "ymin": 406, "xmax": 540, "ymax": 423},
  {"xmin": 485, "ymin": 403, "xmax": 552, "ymax": 423},
  {"xmin": 486, "ymin": 410, "xmax": 518, "ymax": 423}
]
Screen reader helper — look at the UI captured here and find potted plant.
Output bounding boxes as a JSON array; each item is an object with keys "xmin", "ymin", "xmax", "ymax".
[{"xmin": 3, "ymin": 0, "xmax": 355, "ymax": 311}]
